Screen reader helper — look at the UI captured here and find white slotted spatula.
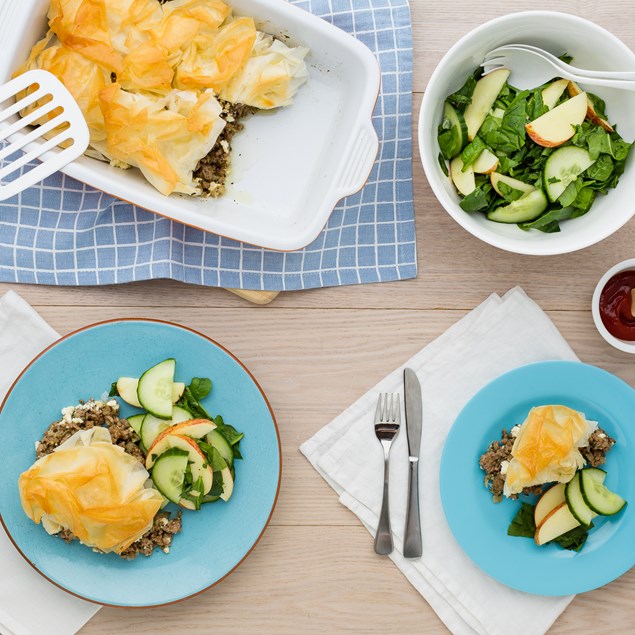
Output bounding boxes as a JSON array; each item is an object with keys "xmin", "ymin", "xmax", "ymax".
[{"xmin": 0, "ymin": 69, "xmax": 89, "ymax": 201}]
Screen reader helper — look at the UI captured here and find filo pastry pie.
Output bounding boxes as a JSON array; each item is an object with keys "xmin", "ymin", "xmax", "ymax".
[
  {"xmin": 503, "ymin": 405, "xmax": 598, "ymax": 498},
  {"xmin": 16, "ymin": 0, "xmax": 309, "ymax": 197},
  {"xmin": 19, "ymin": 427, "xmax": 164, "ymax": 554}
]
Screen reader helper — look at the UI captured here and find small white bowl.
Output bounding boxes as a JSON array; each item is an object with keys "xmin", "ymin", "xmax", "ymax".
[
  {"xmin": 592, "ymin": 259, "xmax": 635, "ymax": 354},
  {"xmin": 418, "ymin": 11, "xmax": 635, "ymax": 256}
]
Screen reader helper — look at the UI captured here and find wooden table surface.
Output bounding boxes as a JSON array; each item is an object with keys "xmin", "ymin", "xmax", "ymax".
[{"xmin": 3, "ymin": 1, "xmax": 635, "ymax": 633}]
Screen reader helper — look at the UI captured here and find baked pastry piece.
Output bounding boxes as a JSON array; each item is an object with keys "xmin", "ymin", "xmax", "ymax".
[
  {"xmin": 503, "ymin": 405, "xmax": 598, "ymax": 497},
  {"xmin": 98, "ymin": 84, "xmax": 226, "ymax": 195},
  {"xmin": 19, "ymin": 427, "xmax": 164, "ymax": 554},
  {"xmin": 219, "ymin": 32, "xmax": 309, "ymax": 109},
  {"xmin": 18, "ymin": 0, "xmax": 310, "ymax": 196}
]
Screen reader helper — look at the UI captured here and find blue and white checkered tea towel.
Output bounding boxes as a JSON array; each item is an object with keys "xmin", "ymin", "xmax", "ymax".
[{"xmin": 0, "ymin": 0, "xmax": 416, "ymax": 291}]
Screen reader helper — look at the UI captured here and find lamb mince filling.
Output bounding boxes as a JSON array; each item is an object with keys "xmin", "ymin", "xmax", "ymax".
[{"xmin": 480, "ymin": 426, "xmax": 616, "ymax": 501}]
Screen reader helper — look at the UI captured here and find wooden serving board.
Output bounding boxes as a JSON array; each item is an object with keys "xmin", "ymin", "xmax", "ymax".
[{"xmin": 226, "ymin": 288, "xmax": 280, "ymax": 305}]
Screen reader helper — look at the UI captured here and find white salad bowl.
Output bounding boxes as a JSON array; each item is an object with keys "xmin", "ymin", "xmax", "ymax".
[
  {"xmin": 418, "ymin": 11, "xmax": 635, "ymax": 256},
  {"xmin": 0, "ymin": 0, "xmax": 380, "ymax": 251}
]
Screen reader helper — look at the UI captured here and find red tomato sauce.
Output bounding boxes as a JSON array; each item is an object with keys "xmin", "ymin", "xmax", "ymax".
[{"xmin": 599, "ymin": 270, "xmax": 635, "ymax": 341}]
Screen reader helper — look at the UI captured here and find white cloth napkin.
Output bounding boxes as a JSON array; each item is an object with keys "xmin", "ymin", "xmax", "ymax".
[
  {"xmin": 300, "ymin": 287, "xmax": 580, "ymax": 635},
  {"xmin": 0, "ymin": 291, "xmax": 100, "ymax": 635}
]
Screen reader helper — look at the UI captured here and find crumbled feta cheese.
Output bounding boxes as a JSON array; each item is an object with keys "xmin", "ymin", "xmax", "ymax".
[
  {"xmin": 71, "ymin": 417, "xmax": 83, "ymax": 424},
  {"xmin": 598, "ymin": 432, "xmax": 607, "ymax": 439},
  {"xmin": 35, "ymin": 441, "xmax": 41, "ymax": 451},
  {"xmin": 225, "ymin": 114, "xmax": 235, "ymax": 123},
  {"xmin": 500, "ymin": 460, "xmax": 509, "ymax": 475},
  {"xmin": 163, "ymin": 547, "xmax": 170, "ymax": 554},
  {"xmin": 107, "ymin": 399, "xmax": 118, "ymax": 409},
  {"xmin": 160, "ymin": 518, "xmax": 168, "ymax": 526},
  {"xmin": 511, "ymin": 425, "xmax": 521, "ymax": 437},
  {"xmin": 61, "ymin": 406, "xmax": 74, "ymax": 418},
  {"xmin": 220, "ymin": 139, "xmax": 229, "ymax": 153}
]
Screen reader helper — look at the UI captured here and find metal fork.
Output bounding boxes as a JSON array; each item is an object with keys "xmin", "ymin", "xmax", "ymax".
[{"xmin": 373, "ymin": 393, "xmax": 401, "ymax": 555}]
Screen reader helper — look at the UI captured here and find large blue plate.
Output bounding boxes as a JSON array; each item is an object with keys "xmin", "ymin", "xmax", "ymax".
[
  {"xmin": 440, "ymin": 361, "xmax": 635, "ymax": 596},
  {"xmin": 0, "ymin": 319, "xmax": 281, "ymax": 607}
]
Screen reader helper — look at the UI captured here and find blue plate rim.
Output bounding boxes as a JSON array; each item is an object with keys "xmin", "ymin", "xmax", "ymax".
[
  {"xmin": 0, "ymin": 317, "xmax": 282, "ymax": 609},
  {"xmin": 440, "ymin": 360, "xmax": 635, "ymax": 596}
]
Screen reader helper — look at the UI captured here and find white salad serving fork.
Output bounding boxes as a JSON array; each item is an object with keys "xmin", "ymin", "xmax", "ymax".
[{"xmin": 482, "ymin": 44, "xmax": 635, "ymax": 91}]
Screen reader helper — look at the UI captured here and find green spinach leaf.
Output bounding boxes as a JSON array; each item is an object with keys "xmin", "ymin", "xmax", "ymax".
[
  {"xmin": 460, "ymin": 137, "xmax": 487, "ymax": 170},
  {"xmin": 554, "ymin": 523, "xmax": 593, "ymax": 551},
  {"xmin": 507, "ymin": 503, "xmax": 536, "ymax": 538},
  {"xmin": 189, "ymin": 377, "xmax": 212, "ymax": 401},
  {"xmin": 438, "ymin": 152, "xmax": 449, "ymax": 177},
  {"xmin": 447, "ymin": 69, "xmax": 481, "ymax": 111}
]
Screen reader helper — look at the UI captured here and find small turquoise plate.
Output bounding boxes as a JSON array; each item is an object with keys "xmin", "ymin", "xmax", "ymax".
[
  {"xmin": 440, "ymin": 361, "xmax": 635, "ymax": 596},
  {"xmin": 0, "ymin": 319, "xmax": 281, "ymax": 607}
]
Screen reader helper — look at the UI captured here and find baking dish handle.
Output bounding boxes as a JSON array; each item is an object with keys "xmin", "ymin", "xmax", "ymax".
[{"xmin": 335, "ymin": 120, "xmax": 379, "ymax": 199}]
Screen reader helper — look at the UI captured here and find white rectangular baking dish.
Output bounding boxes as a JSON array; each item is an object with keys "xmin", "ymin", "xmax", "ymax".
[{"xmin": 0, "ymin": 0, "xmax": 380, "ymax": 251}]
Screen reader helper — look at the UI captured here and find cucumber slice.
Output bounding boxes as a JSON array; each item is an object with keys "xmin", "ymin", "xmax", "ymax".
[
  {"xmin": 116, "ymin": 377, "xmax": 142, "ymax": 408},
  {"xmin": 141, "ymin": 414, "xmax": 172, "ymax": 450},
  {"xmin": 137, "ymin": 359, "xmax": 175, "ymax": 419},
  {"xmin": 580, "ymin": 469, "xmax": 627, "ymax": 516},
  {"xmin": 543, "ymin": 146, "xmax": 595, "ymax": 202},
  {"xmin": 206, "ymin": 429, "xmax": 234, "ymax": 467},
  {"xmin": 117, "ymin": 376, "xmax": 183, "ymax": 406},
  {"xmin": 487, "ymin": 189, "xmax": 548, "ymax": 223},
  {"xmin": 582, "ymin": 467, "xmax": 607, "ymax": 483},
  {"xmin": 172, "ymin": 405, "xmax": 193, "ymax": 424},
  {"xmin": 126, "ymin": 414, "xmax": 146, "ymax": 436},
  {"xmin": 440, "ymin": 102, "xmax": 468, "ymax": 159},
  {"xmin": 565, "ymin": 472, "xmax": 597, "ymax": 526},
  {"xmin": 151, "ymin": 448, "xmax": 189, "ymax": 504}
]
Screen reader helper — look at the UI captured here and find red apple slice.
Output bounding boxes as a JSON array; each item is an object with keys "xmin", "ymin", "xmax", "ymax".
[
  {"xmin": 534, "ymin": 483, "xmax": 566, "ymax": 528},
  {"xmin": 146, "ymin": 419, "xmax": 216, "ymax": 469},
  {"xmin": 535, "ymin": 502, "xmax": 581, "ymax": 545},
  {"xmin": 525, "ymin": 92, "xmax": 588, "ymax": 147},
  {"xmin": 541, "ymin": 79, "xmax": 569, "ymax": 110},
  {"xmin": 490, "ymin": 172, "xmax": 535, "ymax": 197},
  {"xmin": 472, "ymin": 148, "xmax": 499, "ymax": 174},
  {"xmin": 450, "ymin": 156, "xmax": 475, "ymax": 196},
  {"xmin": 464, "ymin": 69, "xmax": 511, "ymax": 140},
  {"xmin": 567, "ymin": 81, "xmax": 614, "ymax": 132}
]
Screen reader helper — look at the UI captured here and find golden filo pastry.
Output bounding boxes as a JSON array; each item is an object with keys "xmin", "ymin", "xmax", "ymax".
[
  {"xmin": 16, "ymin": 36, "xmax": 110, "ymax": 147},
  {"xmin": 503, "ymin": 405, "xmax": 597, "ymax": 497},
  {"xmin": 150, "ymin": 0, "xmax": 231, "ymax": 54},
  {"xmin": 219, "ymin": 32, "xmax": 309, "ymax": 109},
  {"xmin": 98, "ymin": 83, "xmax": 226, "ymax": 195},
  {"xmin": 175, "ymin": 17, "xmax": 258, "ymax": 92},
  {"xmin": 17, "ymin": 0, "xmax": 310, "ymax": 197},
  {"xmin": 19, "ymin": 427, "xmax": 164, "ymax": 554},
  {"xmin": 48, "ymin": 0, "xmax": 125, "ymax": 73}
]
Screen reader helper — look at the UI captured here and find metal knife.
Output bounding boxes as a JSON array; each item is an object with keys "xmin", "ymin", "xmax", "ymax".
[{"xmin": 403, "ymin": 368, "xmax": 422, "ymax": 558}]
